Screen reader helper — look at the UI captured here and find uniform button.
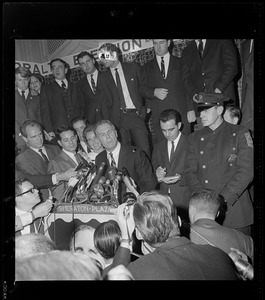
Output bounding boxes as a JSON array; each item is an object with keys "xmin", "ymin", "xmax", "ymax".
[
  {"xmin": 232, "ymin": 147, "xmax": 236, "ymax": 150},
  {"xmin": 201, "ymin": 137, "xmax": 204, "ymax": 141},
  {"xmin": 202, "ymin": 165, "xmax": 206, "ymax": 169},
  {"xmin": 205, "ymin": 180, "xmax": 208, "ymax": 183},
  {"xmin": 233, "ymin": 133, "xmax": 236, "ymax": 136},
  {"xmin": 202, "ymin": 72, "xmax": 205, "ymax": 75},
  {"xmin": 200, "ymin": 151, "xmax": 204, "ymax": 154},
  {"xmin": 230, "ymin": 163, "xmax": 233, "ymax": 166}
]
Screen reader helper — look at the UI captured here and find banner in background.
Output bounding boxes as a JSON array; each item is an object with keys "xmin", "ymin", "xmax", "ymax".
[{"xmin": 15, "ymin": 39, "xmax": 183, "ymax": 75}]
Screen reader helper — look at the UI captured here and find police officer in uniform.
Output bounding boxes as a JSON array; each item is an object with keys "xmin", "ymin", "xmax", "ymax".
[{"xmin": 184, "ymin": 92, "xmax": 253, "ymax": 236}]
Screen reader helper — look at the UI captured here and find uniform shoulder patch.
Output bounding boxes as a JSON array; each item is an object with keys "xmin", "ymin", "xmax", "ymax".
[{"xmin": 244, "ymin": 132, "xmax": 253, "ymax": 148}]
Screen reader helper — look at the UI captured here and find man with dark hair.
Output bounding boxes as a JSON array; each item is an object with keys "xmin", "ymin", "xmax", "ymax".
[
  {"xmin": 70, "ymin": 116, "xmax": 90, "ymax": 153},
  {"xmin": 142, "ymin": 39, "xmax": 194, "ymax": 145},
  {"xmin": 185, "ymin": 92, "xmax": 254, "ymax": 235},
  {"xmin": 188, "ymin": 189, "xmax": 254, "ymax": 263},
  {"xmin": 152, "ymin": 109, "xmax": 190, "ymax": 221},
  {"xmin": 112, "ymin": 191, "xmax": 240, "ymax": 280},
  {"xmin": 15, "ymin": 178, "xmax": 53, "ymax": 236},
  {"xmin": 97, "ymin": 43, "xmax": 152, "ymax": 158},
  {"xmin": 15, "ymin": 120, "xmax": 75, "ymax": 201},
  {"xmin": 40, "ymin": 58, "xmax": 81, "ymax": 138},
  {"xmin": 76, "ymin": 51, "xmax": 107, "ymax": 124}
]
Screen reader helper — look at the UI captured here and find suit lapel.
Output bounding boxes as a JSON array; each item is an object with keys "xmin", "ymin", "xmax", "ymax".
[
  {"xmin": 60, "ymin": 151, "xmax": 77, "ymax": 167},
  {"xmin": 27, "ymin": 147, "xmax": 48, "ymax": 168}
]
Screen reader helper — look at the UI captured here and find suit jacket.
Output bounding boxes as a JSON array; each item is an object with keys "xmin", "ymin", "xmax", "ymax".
[
  {"xmin": 185, "ymin": 121, "xmax": 254, "ymax": 228},
  {"xmin": 142, "ymin": 55, "xmax": 193, "ymax": 135},
  {"xmin": 47, "ymin": 150, "xmax": 79, "ymax": 202},
  {"xmin": 95, "ymin": 144, "xmax": 156, "ymax": 198},
  {"xmin": 99, "ymin": 61, "xmax": 150, "ymax": 129},
  {"xmin": 240, "ymin": 39, "xmax": 254, "ymax": 132},
  {"xmin": 40, "ymin": 80, "xmax": 81, "ymax": 133},
  {"xmin": 190, "ymin": 218, "xmax": 254, "ymax": 262},
  {"xmin": 15, "ymin": 144, "xmax": 61, "ymax": 200},
  {"xmin": 15, "ymin": 89, "xmax": 41, "ymax": 151},
  {"xmin": 126, "ymin": 237, "xmax": 239, "ymax": 280},
  {"xmin": 181, "ymin": 39, "xmax": 238, "ymax": 115},
  {"xmin": 76, "ymin": 73, "xmax": 108, "ymax": 124},
  {"xmin": 152, "ymin": 133, "xmax": 191, "ymax": 210}
]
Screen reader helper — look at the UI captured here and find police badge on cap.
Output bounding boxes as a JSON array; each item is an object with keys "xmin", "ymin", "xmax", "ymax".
[{"xmin": 195, "ymin": 92, "xmax": 230, "ymax": 112}]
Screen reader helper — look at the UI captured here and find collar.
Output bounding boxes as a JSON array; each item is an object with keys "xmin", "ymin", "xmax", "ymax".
[
  {"xmin": 62, "ymin": 148, "xmax": 76, "ymax": 158},
  {"xmin": 167, "ymin": 132, "xmax": 181, "ymax": 147},
  {"xmin": 107, "ymin": 142, "xmax": 121, "ymax": 156},
  {"xmin": 30, "ymin": 146, "xmax": 46, "ymax": 153},
  {"xmin": 155, "ymin": 236, "xmax": 192, "ymax": 251},
  {"xmin": 156, "ymin": 51, "xmax": 170, "ymax": 61},
  {"xmin": 87, "ymin": 69, "xmax": 98, "ymax": 78},
  {"xmin": 55, "ymin": 78, "xmax": 67, "ymax": 85},
  {"xmin": 193, "ymin": 218, "xmax": 218, "ymax": 227},
  {"xmin": 18, "ymin": 88, "xmax": 29, "ymax": 96},
  {"xmin": 15, "ymin": 206, "xmax": 30, "ymax": 215}
]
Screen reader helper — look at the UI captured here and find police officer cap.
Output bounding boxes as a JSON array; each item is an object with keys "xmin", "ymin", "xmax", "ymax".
[{"xmin": 196, "ymin": 92, "xmax": 230, "ymax": 111}]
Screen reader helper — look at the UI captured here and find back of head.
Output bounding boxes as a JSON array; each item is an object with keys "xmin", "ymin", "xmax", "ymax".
[
  {"xmin": 15, "ymin": 250, "xmax": 102, "ymax": 280},
  {"xmin": 94, "ymin": 220, "xmax": 121, "ymax": 260},
  {"xmin": 189, "ymin": 189, "xmax": 221, "ymax": 223},
  {"xmin": 133, "ymin": 191, "xmax": 180, "ymax": 247},
  {"xmin": 15, "ymin": 233, "xmax": 57, "ymax": 260},
  {"xmin": 159, "ymin": 109, "xmax": 182, "ymax": 124}
]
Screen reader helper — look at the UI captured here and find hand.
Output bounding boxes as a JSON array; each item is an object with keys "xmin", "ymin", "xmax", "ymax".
[
  {"xmin": 214, "ymin": 88, "xmax": 222, "ymax": 94},
  {"xmin": 162, "ymin": 174, "xmax": 181, "ymax": 184},
  {"xmin": 106, "ymin": 265, "xmax": 134, "ymax": 280},
  {"xmin": 44, "ymin": 130, "xmax": 53, "ymax": 141},
  {"xmin": 48, "ymin": 132, "xmax": 56, "ymax": 138},
  {"xmin": 229, "ymin": 248, "xmax": 249, "ymax": 263},
  {"xmin": 116, "ymin": 203, "xmax": 135, "ymax": 239},
  {"xmin": 156, "ymin": 166, "xmax": 166, "ymax": 182},
  {"xmin": 154, "ymin": 88, "xmax": 168, "ymax": 100},
  {"xmin": 187, "ymin": 110, "xmax": 196, "ymax": 123},
  {"xmin": 146, "ymin": 108, "xmax": 151, "ymax": 114},
  {"xmin": 33, "ymin": 200, "xmax": 53, "ymax": 218},
  {"xmin": 56, "ymin": 168, "xmax": 77, "ymax": 182}
]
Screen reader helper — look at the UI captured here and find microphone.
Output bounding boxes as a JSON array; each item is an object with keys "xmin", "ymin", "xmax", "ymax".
[
  {"xmin": 107, "ymin": 166, "xmax": 118, "ymax": 182},
  {"xmin": 98, "ymin": 176, "xmax": 106, "ymax": 185},
  {"xmin": 121, "ymin": 167, "xmax": 139, "ymax": 197},
  {"xmin": 92, "ymin": 162, "xmax": 106, "ymax": 186}
]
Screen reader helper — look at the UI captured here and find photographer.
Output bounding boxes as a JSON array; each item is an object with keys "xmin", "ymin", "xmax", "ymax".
[{"xmin": 111, "ymin": 191, "xmax": 240, "ymax": 280}]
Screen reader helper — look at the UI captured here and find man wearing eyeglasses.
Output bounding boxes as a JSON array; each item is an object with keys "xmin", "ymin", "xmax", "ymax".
[{"xmin": 15, "ymin": 178, "xmax": 53, "ymax": 236}]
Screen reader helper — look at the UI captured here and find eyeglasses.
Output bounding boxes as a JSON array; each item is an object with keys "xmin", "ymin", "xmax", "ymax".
[{"xmin": 16, "ymin": 186, "xmax": 38, "ymax": 197}]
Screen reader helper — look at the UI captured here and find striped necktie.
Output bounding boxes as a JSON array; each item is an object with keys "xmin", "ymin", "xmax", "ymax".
[
  {"xmin": 61, "ymin": 81, "xmax": 66, "ymax": 89},
  {"xmin": 198, "ymin": 39, "xmax": 204, "ymax": 58},
  {"xmin": 39, "ymin": 149, "xmax": 49, "ymax": 164},
  {"xmin": 169, "ymin": 141, "xmax": 175, "ymax": 162},
  {"xmin": 90, "ymin": 74, "xmax": 96, "ymax": 93},
  {"xmin": 109, "ymin": 152, "xmax": 116, "ymax": 167}
]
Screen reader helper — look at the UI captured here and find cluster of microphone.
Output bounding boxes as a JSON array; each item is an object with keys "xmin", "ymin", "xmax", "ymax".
[{"xmin": 62, "ymin": 160, "xmax": 139, "ymax": 205}]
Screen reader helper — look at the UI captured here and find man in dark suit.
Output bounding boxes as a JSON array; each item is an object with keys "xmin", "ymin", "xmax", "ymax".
[
  {"xmin": 15, "ymin": 67, "xmax": 42, "ymax": 155},
  {"xmin": 40, "ymin": 58, "xmax": 81, "ymax": 139},
  {"xmin": 152, "ymin": 109, "xmax": 190, "ymax": 221},
  {"xmin": 97, "ymin": 43, "xmax": 152, "ymax": 158},
  {"xmin": 15, "ymin": 120, "xmax": 76, "ymax": 201},
  {"xmin": 188, "ymin": 189, "xmax": 254, "ymax": 263},
  {"xmin": 142, "ymin": 39, "xmax": 195, "ymax": 145},
  {"xmin": 184, "ymin": 92, "xmax": 254, "ymax": 236},
  {"xmin": 94, "ymin": 120, "xmax": 156, "ymax": 201},
  {"xmin": 48, "ymin": 126, "xmax": 85, "ymax": 202},
  {"xmin": 76, "ymin": 51, "xmax": 108, "ymax": 124},
  {"xmin": 181, "ymin": 39, "xmax": 239, "ymax": 130},
  {"xmin": 240, "ymin": 39, "xmax": 254, "ymax": 134},
  {"xmin": 112, "ymin": 191, "xmax": 240, "ymax": 280}
]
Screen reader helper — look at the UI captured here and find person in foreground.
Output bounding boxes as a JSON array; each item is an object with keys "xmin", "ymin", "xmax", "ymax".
[{"xmin": 113, "ymin": 191, "xmax": 241, "ymax": 280}]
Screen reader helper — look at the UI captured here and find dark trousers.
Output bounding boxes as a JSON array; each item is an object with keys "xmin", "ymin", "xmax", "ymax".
[{"xmin": 119, "ymin": 112, "xmax": 151, "ymax": 159}]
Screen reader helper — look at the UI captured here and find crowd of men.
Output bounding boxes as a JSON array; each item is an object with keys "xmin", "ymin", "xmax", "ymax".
[{"xmin": 14, "ymin": 39, "xmax": 254, "ymax": 280}]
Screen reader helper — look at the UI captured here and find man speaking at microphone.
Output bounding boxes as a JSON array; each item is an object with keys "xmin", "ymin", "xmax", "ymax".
[{"xmin": 94, "ymin": 120, "xmax": 156, "ymax": 203}]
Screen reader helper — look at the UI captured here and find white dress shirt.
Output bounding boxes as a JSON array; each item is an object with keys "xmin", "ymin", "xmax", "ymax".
[{"xmin": 55, "ymin": 78, "xmax": 68, "ymax": 89}]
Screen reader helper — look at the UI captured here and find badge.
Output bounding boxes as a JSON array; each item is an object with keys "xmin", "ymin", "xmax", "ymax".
[
  {"xmin": 228, "ymin": 154, "xmax": 237, "ymax": 163},
  {"xmin": 244, "ymin": 132, "xmax": 253, "ymax": 148}
]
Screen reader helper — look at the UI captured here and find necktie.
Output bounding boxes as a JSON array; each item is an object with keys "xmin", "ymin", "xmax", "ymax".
[
  {"xmin": 61, "ymin": 81, "xmax": 66, "ymax": 89},
  {"xmin": 169, "ymin": 141, "xmax": 175, "ymax": 162},
  {"xmin": 75, "ymin": 153, "xmax": 83, "ymax": 165},
  {"xmin": 109, "ymin": 152, "xmax": 116, "ymax": 167},
  {"xmin": 161, "ymin": 56, "xmax": 165, "ymax": 79},
  {"xmin": 90, "ymin": 74, "xmax": 96, "ymax": 94},
  {"xmin": 198, "ymin": 39, "xmax": 204, "ymax": 58},
  {"xmin": 38, "ymin": 149, "xmax": 49, "ymax": 164},
  {"xmin": 114, "ymin": 68, "xmax": 126, "ymax": 109},
  {"xmin": 21, "ymin": 90, "xmax": 26, "ymax": 100}
]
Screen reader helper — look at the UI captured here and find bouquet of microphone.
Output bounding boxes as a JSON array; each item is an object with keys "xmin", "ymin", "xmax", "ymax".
[{"xmin": 62, "ymin": 161, "xmax": 139, "ymax": 207}]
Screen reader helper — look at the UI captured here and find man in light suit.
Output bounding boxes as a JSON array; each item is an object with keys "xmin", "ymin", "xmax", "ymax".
[
  {"xmin": 15, "ymin": 120, "xmax": 75, "ymax": 201},
  {"xmin": 142, "ymin": 39, "xmax": 195, "ymax": 145},
  {"xmin": 40, "ymin": 58, "xmax": 81, "ymax": 139},
  {"xmin": 181, "ymin": 39, "xmax": 239, "ymax": 130},
  {"xmin": 48, "ymin": 126, "xmax": 86, "ymax": 202},
  {"xmin": 152, "ymin": 109, "xmax": 190, "ymax": 222},
  {"xmin": 97, "ymin": 43, "xmax": 152, "ymax": 158},
  {"xmin": 94, "ymin": 120, "xmax": 156, "ymax": 202},
  {"xmin": 76, "ymin": 51, "xmax": 108, "ymax": 124},
  {"xmin": 15, "ymin": 67, "xmax": 42, "ymax": 155}
]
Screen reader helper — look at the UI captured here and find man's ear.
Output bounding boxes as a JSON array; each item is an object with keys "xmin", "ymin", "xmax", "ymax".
[
  {"xmin": 217, "ymin": 106, "xmax": 224, "ymax": 115},
  {"xmin": 177, "ymin": 122, "xmax": 182, "ymax": 130},
  {"xmin": 232, "ymin": 117, "xmax": 239, "ymax": 125},
  {"xmin": 58, "ymin": 140, "xmax": 62, "ymax": 147},
  {"xmin": 216, "ymin": 210, "xmax": 220, "ymax": 218}
]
